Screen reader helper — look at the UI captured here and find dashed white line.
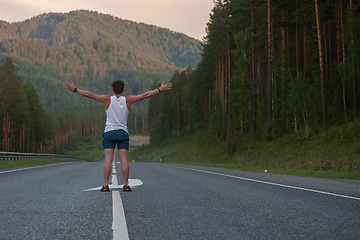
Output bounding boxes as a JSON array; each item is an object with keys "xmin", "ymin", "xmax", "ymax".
[
  {"xmin": 168, "ymin": 165, "xmax": 360, "ymax": 201},
  {"xmin": 112, "ymin": 162, "xmax": 129, "ymax": 240}
]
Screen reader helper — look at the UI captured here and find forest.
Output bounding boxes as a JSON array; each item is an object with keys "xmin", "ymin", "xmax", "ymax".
[
  {"xmin": 149, "ymin": 0, "xmax": 360, "ymax": 152},
  {"xmin": 0, "ymin": 57, "xmax": 108, "ymax": 153},
  {"xmin": 2, "ymin": 1, "xmax": 360, "ymax": 158},
  {"xmin": 0, "ymin": 10, "xmax": 201, "ymax": 153}
]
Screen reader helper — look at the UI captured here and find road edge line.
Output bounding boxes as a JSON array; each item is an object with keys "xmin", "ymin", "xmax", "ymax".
[
  {"xmin": 0, "ymin": 162, "xmax": 72, "ymax": 174},
  {"xmin": 168, "ymin": 164, "xmax": 360, "ymax": 201}
]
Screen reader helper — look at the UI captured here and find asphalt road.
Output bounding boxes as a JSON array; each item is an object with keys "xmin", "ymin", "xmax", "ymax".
[{"xmin": 0, "ymin": 161, "xmax": 359, "ymax": 240}]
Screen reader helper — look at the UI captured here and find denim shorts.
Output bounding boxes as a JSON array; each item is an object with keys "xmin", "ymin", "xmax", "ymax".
[{"xmin": 102, "ymin": 129, "xmax": 129, "ymax": 150}]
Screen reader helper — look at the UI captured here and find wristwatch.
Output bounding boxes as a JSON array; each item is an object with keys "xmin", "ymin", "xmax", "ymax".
[{"xmin": 73, "ymin": 87, "xmax": 77, "ymax": 93}]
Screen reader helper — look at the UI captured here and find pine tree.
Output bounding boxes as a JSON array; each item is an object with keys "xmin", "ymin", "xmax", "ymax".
[
  {"xmin": 315, "ymin": 0, "xmax": 327, "ymax": 129},
  {"xmin": 0, "ymin": 57, "xmax": 27, "ymax": 151}
]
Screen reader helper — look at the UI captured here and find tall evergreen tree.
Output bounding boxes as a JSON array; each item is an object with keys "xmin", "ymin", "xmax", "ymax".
[{"xmin": 0, "ymin": 57, "xmax": 27, "ymax": 151}]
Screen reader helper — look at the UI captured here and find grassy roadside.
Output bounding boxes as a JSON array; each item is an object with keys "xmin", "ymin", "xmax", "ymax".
[
  {"xmin": 0, "ymin": 138, "xmax": 104, "ymax": 170},
  {"xmin": 63, "ymin": 137, "xmax": 104, "ymax": 161},
  {"xmin": 129, "ymin": 122, "xmax": 360, "ymax": 180},
  {"xmin": 63, "ymin": 134, "xmax": 150, "ymax": 160},
  {"xmin": 0, "ymin": 134, "xmax": 150, "ymax": 169}
]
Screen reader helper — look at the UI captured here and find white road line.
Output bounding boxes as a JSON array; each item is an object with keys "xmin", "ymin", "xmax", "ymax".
[
  {"xmin": 0, "ymin": 162, "xmax": 71, "ymax": 174},
  {"xmin": 112, "ymin": 166, "xmax": 129, "ymax": 240},
  {"xmin": 169, "ymin": 165, "xmax": 360, "ymax": 201}
]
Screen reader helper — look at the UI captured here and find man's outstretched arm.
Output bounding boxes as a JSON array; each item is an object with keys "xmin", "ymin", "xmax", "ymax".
[
  {"xmin": 126, "ymin": 81, "xmax": 172, "ymax": 108},
  {"xmin": 63, "ymin": 81, "xmax": 110, "ymax": 104}
]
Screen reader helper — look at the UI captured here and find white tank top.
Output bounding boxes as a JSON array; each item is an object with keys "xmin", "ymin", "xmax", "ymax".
[{"xmin": 104, "ymin": 96, "xmax": 129, "ymax": 133}]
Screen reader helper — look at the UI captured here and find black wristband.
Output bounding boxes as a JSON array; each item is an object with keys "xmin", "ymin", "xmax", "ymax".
[
  {"xmin": 73, "ymin": 87, "xmax": 77, "ymax": 93},
  {"xmin": 157, "ymin": 88, "xmax": 161, "ymax": 92}
]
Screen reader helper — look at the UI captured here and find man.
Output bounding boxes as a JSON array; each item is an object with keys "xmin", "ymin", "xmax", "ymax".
[{"xmin": 63, "ymin": 80, "xmax": 172, "ymax": 192}]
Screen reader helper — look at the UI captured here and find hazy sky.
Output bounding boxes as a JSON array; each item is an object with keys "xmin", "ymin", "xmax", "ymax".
[{"xmin": 0, "ymin": 0, "xmax": 215, "ymax": 40}]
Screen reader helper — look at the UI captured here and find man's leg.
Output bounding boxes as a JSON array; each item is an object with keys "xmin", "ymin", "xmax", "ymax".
[
  {"xmin": 118, "ymin": 149, "xmax": 129, "ymax": 186},
  {"xmin": 104, "ymin": 148, "xmax": 115, "ymax": 186}
]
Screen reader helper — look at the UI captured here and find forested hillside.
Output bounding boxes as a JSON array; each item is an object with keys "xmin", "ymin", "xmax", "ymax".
[
  {"xmin": 148, "ymin": 0, "xmax": 360, "ymax": 171},
  {"xmin": 0, "ymin": 10, "xmax": 201, "ymax": 109},
  {"xmin": 0, "ymin": 10, "xmax": 201, "ymax": 153}
]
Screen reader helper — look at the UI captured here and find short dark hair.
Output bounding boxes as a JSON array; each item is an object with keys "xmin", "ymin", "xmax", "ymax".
[{"xmin": 111, "ymin": 80, "xmax": 124, "ymax": 94}]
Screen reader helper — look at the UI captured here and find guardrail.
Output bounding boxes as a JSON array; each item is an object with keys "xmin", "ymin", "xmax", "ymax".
[{"xmin": 0, "ymin": 152, "xmax": 90, "ymax": 163}]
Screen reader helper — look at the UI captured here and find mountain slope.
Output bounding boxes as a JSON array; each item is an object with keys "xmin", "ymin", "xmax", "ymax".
[
  {"xmin": 0, "ymin": 10, "xmax": 201, "ymax": 68},
  {"xmin": 0, "ymin": 10, "xmax": 201, "ymax": 109}
]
